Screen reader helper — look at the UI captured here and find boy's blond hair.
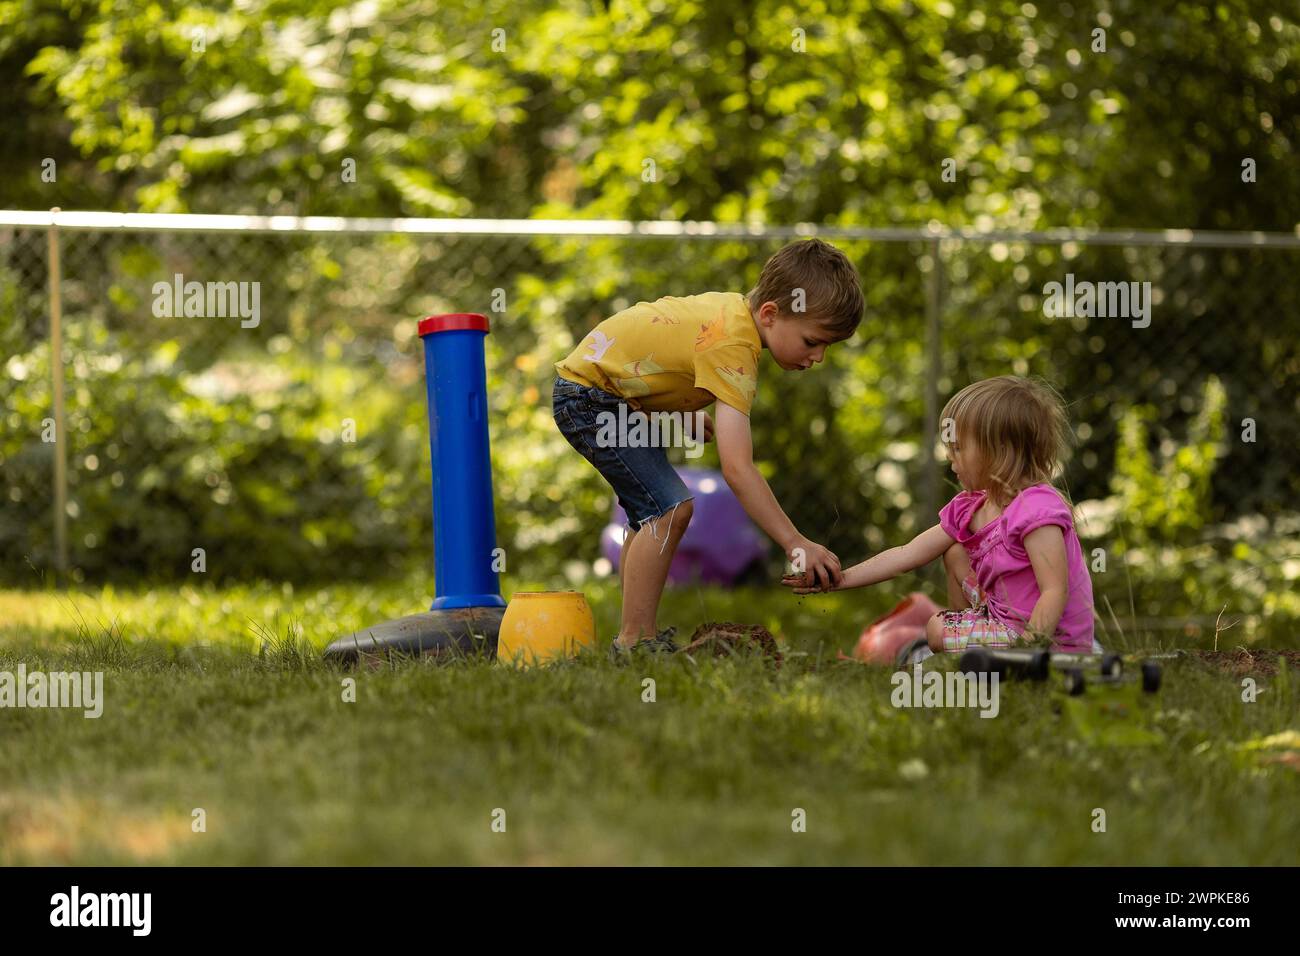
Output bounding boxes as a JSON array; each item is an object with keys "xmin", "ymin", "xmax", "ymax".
[
  {"xmin": 942, "ymin": 376, "xmax": 1072, "ymax": 505},
  {"xmin": 747, "ymin": 238, "xmax": 864, "ymax": 339}
]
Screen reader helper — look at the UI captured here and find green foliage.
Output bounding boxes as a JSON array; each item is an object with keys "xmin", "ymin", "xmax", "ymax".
[
  {"xmin": 1086, "ymin": 515, "xmax": 1300, "ymax": 648},
  {"xmin": 1110, "ymin": 376, "xmax": 1227, "ymax": 545},
  {"xmin": 0, "ymin": 316, "xmax": 430, "ymax": 583},
  {"xmin": 6, "ymin": 1, "xmax": 1298, "ymax": 228},
  {"xmin": 1, "ymin": 0, "xmax": 1297, "ymax": 622}
]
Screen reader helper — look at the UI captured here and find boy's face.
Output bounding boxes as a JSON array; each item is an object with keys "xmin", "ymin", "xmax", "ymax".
[{"xmin": 755, "ymin": 301, "xmax": 839, "ymax": 371}]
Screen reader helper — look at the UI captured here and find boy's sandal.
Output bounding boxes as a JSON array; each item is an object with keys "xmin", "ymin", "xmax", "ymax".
[{"xmin": 609, "ymin": 626, "xmax": 679, "ymax": 662}]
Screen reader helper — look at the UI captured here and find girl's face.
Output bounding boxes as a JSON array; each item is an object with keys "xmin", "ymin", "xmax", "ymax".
[{"xmin": 947, "ymin": 430, "xmax": 984, "ymax": 491}]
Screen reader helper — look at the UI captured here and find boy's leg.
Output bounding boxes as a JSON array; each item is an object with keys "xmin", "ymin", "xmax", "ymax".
[
  {"xmin": 551, "ymin": 383, "xmax": 692, "ymax": 648},
  {"xmin": 615, "ymin": 498, "xmax": 693, "ymax": 647},
  {"xmin": 942, "ymin": 543, "xmax": 973, "ymax": 609},
  {"xmin": 618, "ymin": 523, "xmax": 636, "ymax": 593}
]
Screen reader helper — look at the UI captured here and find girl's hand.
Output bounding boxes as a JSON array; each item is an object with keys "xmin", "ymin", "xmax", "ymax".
[{"xmin": 781, "ymin": 573, "xmax": 830, "ymax": 595}]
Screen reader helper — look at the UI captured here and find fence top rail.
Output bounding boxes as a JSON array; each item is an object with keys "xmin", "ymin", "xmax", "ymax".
[{"xmin": 2, "ymin": 209, "xmax": 1299, "ymax": 248}]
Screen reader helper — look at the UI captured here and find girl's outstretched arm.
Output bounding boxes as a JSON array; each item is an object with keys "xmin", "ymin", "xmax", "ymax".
[{"xmin": 784, "ymin": 524, "xmax": 955, "ymax": 593}]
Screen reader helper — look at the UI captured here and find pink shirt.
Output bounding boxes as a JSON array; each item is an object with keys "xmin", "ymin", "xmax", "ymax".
[{"xmin": 939, "ymin": 483, "xmax": 1094, "ymax": 652}]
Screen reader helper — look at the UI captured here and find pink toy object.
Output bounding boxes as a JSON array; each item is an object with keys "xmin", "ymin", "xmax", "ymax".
[{"xmin": 844, "ymin": 593, "xmax": 943, "ymax": 665}]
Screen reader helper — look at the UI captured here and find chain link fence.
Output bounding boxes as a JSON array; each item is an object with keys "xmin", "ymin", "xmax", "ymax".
[{"xmin": 2, "ymin": 213, "xmax": 1297, "ymax": 635}]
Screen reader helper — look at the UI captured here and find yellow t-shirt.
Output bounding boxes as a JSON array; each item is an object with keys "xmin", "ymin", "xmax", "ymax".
[{"xmin": 554, "ymin": 292, "xmax": 761, "ymax": 414}]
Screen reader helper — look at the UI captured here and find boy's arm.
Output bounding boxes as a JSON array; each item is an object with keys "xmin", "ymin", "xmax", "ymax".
[
  {"xmin": 713, "ymin": 402, "xmax": 842, "ymax": 588},
  {"xmin": 1022, "ymin": 524, "xmax": 1069, "ymax": 640},
  {"xmin": 788, "ymin": 524, "xmax": 954, "ymax": 592}
]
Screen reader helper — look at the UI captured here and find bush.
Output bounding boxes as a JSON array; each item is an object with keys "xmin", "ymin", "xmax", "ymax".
[{"xmin": 0, "ymin": 318, "xmax": 430, "ymax": 583}]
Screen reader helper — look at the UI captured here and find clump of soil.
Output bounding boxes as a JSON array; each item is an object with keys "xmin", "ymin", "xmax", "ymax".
[
  {"xmin": 682, "ymin": 622, "xmax": 783, "ymax": 667},
  {"xmin": 1189, "ymin": 648, "xmax": 1300, "ymax": 677}
]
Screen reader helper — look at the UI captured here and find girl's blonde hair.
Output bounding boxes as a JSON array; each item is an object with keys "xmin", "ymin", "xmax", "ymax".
[{"xmin": 941, "ymin": 376, "xmax": 1071, "ymax": 505}]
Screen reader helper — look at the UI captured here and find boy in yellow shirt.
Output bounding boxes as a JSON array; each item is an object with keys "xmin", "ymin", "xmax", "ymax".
[{"xmin": 552, "ymin": 238, "xmax": 863, "ymax": 657}]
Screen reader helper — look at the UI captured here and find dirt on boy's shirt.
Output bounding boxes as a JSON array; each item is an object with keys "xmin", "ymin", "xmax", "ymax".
[{"xmin": 555, "ymin": 292, "xmax": 761, "ymax": 414}]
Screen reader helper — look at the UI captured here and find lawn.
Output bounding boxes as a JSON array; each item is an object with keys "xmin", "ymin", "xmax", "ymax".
[{"xmin": 1, "ymin": 575, "xmax": 1296, "ymax": 865}]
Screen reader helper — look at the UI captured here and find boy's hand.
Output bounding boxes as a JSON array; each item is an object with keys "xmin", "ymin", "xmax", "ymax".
[
  {"xmin": 786, "ymin": 537, "xmax": 842, "ymax": 592},
  {"xmin": 781, "ymin": 573, "xmax": 825, "ymax": 595},
  {"xmin": 687, "ymin": 410, "xmax": 714, "ymax": 443}
]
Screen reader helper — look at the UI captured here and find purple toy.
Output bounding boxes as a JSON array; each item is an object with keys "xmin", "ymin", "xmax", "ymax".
[{"xmin": 600, "ymin": 467, "xmax": 770, "ymax": 586}]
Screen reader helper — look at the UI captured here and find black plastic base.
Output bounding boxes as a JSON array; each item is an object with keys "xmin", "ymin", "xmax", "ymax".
[{"xmin": 323, "ymin": 606, "xmax": 505, "ymax": 666}]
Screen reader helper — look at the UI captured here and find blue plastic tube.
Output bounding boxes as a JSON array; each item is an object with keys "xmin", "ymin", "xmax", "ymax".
[{"xmin": 419, "ymin": 313, "xmax": 506, "ymax": 609}]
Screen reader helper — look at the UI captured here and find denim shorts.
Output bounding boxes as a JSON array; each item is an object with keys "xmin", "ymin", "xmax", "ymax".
[{"xmin": 551, "ymin": 375, "xmax": 692, "ymax": 531}]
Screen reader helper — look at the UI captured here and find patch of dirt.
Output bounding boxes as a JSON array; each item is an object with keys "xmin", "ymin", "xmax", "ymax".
[
  {"xmin": 1189, "ymin": 649, "xmax": 1300, "ymax": 677},
  {"xmin": 0, "ymin": 792, "xmax": 192, "ymax": 864},
  {"xmin": 682, "ymin": 622, "xmax": 783, "ymax": 668}
]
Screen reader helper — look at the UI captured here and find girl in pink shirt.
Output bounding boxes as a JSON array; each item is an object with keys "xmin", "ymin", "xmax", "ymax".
[{"xmin": 785, "ymin": 375, "xmax": 1096, "ymax": 654}]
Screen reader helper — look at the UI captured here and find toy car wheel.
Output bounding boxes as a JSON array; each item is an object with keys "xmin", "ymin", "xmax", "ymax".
[
  {"xmin": 960, "ymin": 647, "xmax": 992, "ymax": 675},
  {"xmin": 1140, "ymin": 661, "xmax": 1162, "ymax": 693},
  {"xmin": 1028, "ymin": 649, "xmax": 1051, "ymax": 680},
  {"xmin": 1063, "ymin": 667, "xmax": 1086, "ymax": 696},
  {"xmin": 1101, "ymin": 653, "xmax": 1123, "ymax": 678}
]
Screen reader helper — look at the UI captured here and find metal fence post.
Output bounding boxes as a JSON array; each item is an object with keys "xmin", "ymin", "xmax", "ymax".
[
  {"xmin": 922, "ymin": 236, "xmax": 943, "ymax": 536},
  {"xmin": 48, "ymin": 207, "xmax": 68, "ymax": 579}
]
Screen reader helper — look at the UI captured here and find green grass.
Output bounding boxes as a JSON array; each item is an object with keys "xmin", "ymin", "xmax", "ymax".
[{"xmin": 1, "ymin": 575, "xmax": 1297, "ymax": 865}]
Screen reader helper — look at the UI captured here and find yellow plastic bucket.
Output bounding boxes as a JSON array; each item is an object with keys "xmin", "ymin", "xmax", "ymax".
[{"xmin": 497, "ymin": 591, "xmax": 596, "ymax": 667}]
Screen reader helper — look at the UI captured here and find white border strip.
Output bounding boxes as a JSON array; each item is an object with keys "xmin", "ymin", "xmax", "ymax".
[{"xmin": 1, "ymin": 210, "xmax": 1298, "ymax": 247}]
